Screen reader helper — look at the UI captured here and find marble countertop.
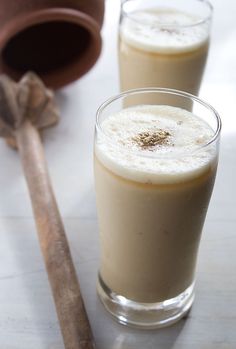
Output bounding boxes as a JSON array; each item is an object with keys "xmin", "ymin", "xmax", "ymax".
[{"xmin": 1, "ymin": 0, "xmax": 236, "ymax": 348}]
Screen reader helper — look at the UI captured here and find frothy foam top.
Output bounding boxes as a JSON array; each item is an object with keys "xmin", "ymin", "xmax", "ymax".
[
  {"xmin": 120, "ymin": 9, "xmax": 210, "ymax": 53},
  {"xmin": 95, "ymin": 105, "xmax": 217, "ymax": 184}
]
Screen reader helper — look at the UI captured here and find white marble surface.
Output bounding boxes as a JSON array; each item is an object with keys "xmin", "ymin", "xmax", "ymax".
[{"xmin": 0, "ymin": 0, "xmax": 236, "ymax": 348}]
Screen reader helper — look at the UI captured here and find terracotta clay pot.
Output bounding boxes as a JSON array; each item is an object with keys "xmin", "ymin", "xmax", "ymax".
[{"xmin": 0, "ymin": 0, "xmax": 105, "ymax": 89}]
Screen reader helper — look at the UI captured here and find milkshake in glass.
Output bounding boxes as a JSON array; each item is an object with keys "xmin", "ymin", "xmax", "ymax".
[
  {"xmin": 119, "ymin": 0, "xmax": 213, "ymax": 106},
  {"xmin": 94, "ymin": 88, "xmax": 221, "ymax": 328}
]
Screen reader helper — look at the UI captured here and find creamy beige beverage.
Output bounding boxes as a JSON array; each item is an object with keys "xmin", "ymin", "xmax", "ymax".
[
  {"xmin": 95, "ymin": 105, "xmax": 217, "ymax": 303},
  {"xmin": 119, "ymin": 8, "xmax": 210, "ymax": 105}
]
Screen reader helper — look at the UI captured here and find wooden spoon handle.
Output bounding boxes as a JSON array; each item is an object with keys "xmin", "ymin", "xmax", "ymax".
[{"xmin": 15, "ymin": 120, "xmax": 95, "ymax": 349}]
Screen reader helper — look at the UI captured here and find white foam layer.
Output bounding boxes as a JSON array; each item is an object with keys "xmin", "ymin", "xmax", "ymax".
[
  {"xmin": 95, "ymin": 105, "xmax": 217, "ymax": 184},
  {"xmin": 120, "ymin": 9, "xmax": 210, "ymax": 53}
]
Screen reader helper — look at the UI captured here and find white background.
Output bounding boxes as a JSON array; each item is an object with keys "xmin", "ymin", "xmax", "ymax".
[{"xmin": 0, "ymin": 0, "xmax": 236, "ymax": 348}]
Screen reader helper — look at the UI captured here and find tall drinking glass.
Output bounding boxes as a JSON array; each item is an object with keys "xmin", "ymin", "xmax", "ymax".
[
  {"xmin": 119, "ymin": 0, "xmax": 213, "ymax": 106},
  {"xmin": 94, "ymin": 88, "xmax": 221, "ymax": 329}
]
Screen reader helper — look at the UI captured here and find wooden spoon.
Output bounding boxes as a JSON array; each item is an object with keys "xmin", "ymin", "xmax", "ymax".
[{"xmin": 0, "ymin": 72, "xmax": 95, "ymax": 349}]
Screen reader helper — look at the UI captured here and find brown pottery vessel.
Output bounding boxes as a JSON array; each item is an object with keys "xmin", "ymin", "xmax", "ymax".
[{"xmin": 0, "ymin": 0, "xmax": 105, "ymax": 88}]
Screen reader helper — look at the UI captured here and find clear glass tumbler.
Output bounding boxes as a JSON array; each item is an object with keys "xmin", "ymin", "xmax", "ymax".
[
  {"xmin": 94, "ymin": 88, "xmax": 221, "ymax": 328},
  {"xmin": 119, "ymin": 0, "xmax": 213, "ymax": 103}
]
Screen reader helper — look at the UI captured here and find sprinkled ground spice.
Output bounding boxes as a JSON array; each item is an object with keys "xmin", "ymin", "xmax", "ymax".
[{"xmin": 132, "ymin": 129, "xmax": 171, "ymax": 150}]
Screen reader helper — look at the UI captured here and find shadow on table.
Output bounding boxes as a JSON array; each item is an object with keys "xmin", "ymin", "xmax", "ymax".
[
  {"xmin": 94, "ymin": 294, "xmax": 190, "ymax": 349},
  {"xmin": 111, "ymin": 317, "xmax": 188, "ymax": 349}
]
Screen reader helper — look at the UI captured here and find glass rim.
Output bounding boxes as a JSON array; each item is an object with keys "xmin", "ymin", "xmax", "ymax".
[
  {"xmin": 95, "ymin": 88, "xmax": 221, "ymax": 160},
  {"xmin": 120, "ymin": 0, "xmax": 213, "ymax": 29}
]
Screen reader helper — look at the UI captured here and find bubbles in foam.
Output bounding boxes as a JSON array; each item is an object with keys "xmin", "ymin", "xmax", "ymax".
[
  {"xmin": 120, "ymin": 9, "xmax": 210, "ymax": 53},
  {"xmin": 95, "ymin": 105, "xmax": 217, "ymax": 184}
]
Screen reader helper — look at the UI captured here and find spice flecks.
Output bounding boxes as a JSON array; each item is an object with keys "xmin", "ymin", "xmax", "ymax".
[{"xmin": 132, "ymin": 129, "xmax": 171, "ymax": 150}]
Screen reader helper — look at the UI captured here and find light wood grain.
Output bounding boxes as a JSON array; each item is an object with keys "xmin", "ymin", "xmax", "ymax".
[
  {"xmin": 0, "ymin": 72, "xmax": 95, "ymax": 349},
  {"xmin": 1, "ymin": 217, "xmax": 236, "ymax": 348},
  {"xmin": 16, "ymin": 121, "xmax": 95, "ymax": 349}
]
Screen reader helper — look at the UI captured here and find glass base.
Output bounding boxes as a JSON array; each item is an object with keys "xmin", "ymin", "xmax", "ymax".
[{"xmin": 97, "ymin": 274, "xmax": 195, "ymax": 329}]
